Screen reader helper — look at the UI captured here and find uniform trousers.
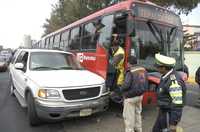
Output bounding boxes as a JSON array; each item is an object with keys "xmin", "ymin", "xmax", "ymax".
[{"xmin": 123, "ymin": 96, "xmax": 143, "ymax": 132}]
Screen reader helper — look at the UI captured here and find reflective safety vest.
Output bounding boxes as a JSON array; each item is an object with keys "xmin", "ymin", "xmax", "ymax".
[
  {"xmin": 169, "ymin": 80, "xmax": 183, "ymax": 105},
  {"xmin": 157, "ymin": 71, "xmax": 185, "ymax": 109},
  {"xmin": 113, "ymin": 46, "xmax": 125, "ymax": 85}
]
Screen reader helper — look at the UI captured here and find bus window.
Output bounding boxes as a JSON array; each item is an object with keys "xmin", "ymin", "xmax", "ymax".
[
  {"xmin": 54, "ymin": 34, "xmax": 61, "ymax": 49},
  {"xmin": 41, "ymin": 39, "xmax": 45, "ymax": 49},
  {"xmin": 98, "ymin": 15, "xmax": 114, "ymax": 49},
  {"xmin": 81, "ymin": 22, "xmax": 97, "ymax": 51},
  {"xmin": 38, "ymin": 41, "xmax": 42, "ymax": 48},
  {"xmin": 113, "ymin": 12, "xmax": 127, "ymax": 47},
  {"xmin": 45, "ymin": 38, "xmax": 50, "ymax": 49},
  {"xmin": 49, "ymin": 36, "xmax": 54, "ymax": 49},
  {"xmin": 69, "ymin": 27, "xmax": 81, "ymax": 50},
  {"xmin": 61, "ymin": 30, "xmax": 69, "ymax": 51},
  {"xmin": 135, "ymin": 21, "xmax": 161, "ymax": 70}
]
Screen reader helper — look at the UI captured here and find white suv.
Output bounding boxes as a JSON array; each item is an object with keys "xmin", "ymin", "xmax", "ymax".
[{"xmin": 9, "ymin": 49, "xmax": 109, "ymax": 126}]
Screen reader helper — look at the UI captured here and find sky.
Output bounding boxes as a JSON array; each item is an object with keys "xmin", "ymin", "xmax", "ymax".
[
  {"xmin": 0, "ymin": 1, "xmax": 199, "ymax": 49},
  {"xmin": 180, "ymin": 3, "xmax": 200, "ymax": 25},
  {"xmin": 0, "ymin": 0, "xmax": 58, "ymax": 49}
]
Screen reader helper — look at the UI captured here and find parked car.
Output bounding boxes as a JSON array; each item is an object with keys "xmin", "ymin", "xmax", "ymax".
[
  {"xmin": 0, "ymin": 50, "xmax": 12, "ymax": 63},
  {"xmin": 9, "ymin": 49, "xmax": 109, "ymax": 126},
  {"xmin": 0, "ymin": 56, "xmax": 8, "ymax": 72}
]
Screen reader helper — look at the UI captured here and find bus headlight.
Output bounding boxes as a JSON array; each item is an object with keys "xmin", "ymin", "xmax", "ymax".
[
  {"xmin": 38, "ymin": 89, "xmax": 60, "ymax": 99},
  {"xmin": 101, "ymin": 84, "xmax": 109, "ymax": 94}
]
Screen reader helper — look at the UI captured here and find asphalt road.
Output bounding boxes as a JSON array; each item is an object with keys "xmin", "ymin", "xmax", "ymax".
[{"xmin": 0, "ymin": 71, "xmax": 199, "ymax": 132}]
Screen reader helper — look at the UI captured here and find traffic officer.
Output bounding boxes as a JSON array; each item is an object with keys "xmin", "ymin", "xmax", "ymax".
[
  {"xmin": 110, "ymin": 34, "xmax": 125, "ymax": 87},
  {"xmin": 152, "ymin": 53, "xmax": 186, "ymax": 132}
]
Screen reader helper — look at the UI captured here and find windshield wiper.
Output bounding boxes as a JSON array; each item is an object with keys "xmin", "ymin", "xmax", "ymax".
[
  {"xmin": 147, "ymin": 20, "xmax": 161, "ymax": 43},
  {"xmin": 147, "ymin": 20, "xmax": 165, "ymax": 53},
  {"xmin": 32, "ymin": 66, "xmax": 58, "ymax": 70},
  {"xmin": 167, "ymin": 26, "xmax": 178, "ymax": 45},
  {"xmin": 55, "ymin": 66, "xmax": 74, "ymax": 70}
]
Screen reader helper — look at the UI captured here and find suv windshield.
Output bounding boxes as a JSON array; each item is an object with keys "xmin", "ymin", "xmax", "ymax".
[
  {"xmin": 30, "ymin": 52, "xmax": 83, "ymax": 71},
  {"xmin": 131, "ymin": 20, "xmax": 183, "ymax": 71}
]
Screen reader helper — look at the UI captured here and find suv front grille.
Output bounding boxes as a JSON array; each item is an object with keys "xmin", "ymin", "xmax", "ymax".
[{"xmin": 62, "ymin": 87, "xmax": 100, "ymax": 100}]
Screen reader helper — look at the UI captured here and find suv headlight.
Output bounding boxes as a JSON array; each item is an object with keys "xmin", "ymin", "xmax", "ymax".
[
  {"xmin": 101, "ymin": 83, "xmax": 109, "ymax": 95},
  {"xmin": 38, "ymin": 89, "xmax": 60, "ymax": 99}
]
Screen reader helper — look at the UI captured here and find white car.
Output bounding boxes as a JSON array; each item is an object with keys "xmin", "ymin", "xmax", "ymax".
[{"xmin": 9, "ymin": 49, "xmax": 109, "ymax": 126}]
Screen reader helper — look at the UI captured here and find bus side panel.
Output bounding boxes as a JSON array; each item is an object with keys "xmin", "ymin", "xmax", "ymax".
[
  {"xmin": 142, "ymin": 92, "xmax": 157, "ymax": 105},
  {"xmin": 77, "ymin": 52, "xmax": 97, "ymax": 74},
  {"xmin": 95, "ymin": 44, "xmax": 108, "ymax": 79}
]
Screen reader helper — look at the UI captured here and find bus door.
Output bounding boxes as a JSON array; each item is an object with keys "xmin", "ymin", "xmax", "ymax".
[
  {"xmin": 127, "ymin": 18, "xmax": 158, "ymax": 105},
  {"xmin": 95, "ymin": 15, "xmax": 114, "ymax": 81},
  {"xmin": 105, "ymin": 12, "xmax": 128, "ymax": 90}
]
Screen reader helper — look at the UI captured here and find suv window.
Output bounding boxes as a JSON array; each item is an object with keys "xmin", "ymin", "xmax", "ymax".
[
  {"xmin": 16, "ymin": 51, "xmax": 29, "ymax": 72},
  {"xmin": 11, "ymin": 50, "xmax": 20, "ymax": 64},
  {"xmin": 16, "ymin": 51, "xmax": 26, "ymax": 63},
  {"xmin": 29, "ymin": 52, "xmax": 83, "ymax": 71}
]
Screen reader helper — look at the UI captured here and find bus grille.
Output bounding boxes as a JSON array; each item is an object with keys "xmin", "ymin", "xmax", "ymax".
[{"xmin": 62, "ymin": 87, "xmax": 100, "ymax": 100}]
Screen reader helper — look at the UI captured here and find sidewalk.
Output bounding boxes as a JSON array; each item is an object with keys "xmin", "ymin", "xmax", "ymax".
[
  {"xmin": 142, "ymin": 106, "xmax": 200, "ymax": 132},
  {"xmin": 179, "ymin": 106, "xmax": 200, "ymax": 131}
]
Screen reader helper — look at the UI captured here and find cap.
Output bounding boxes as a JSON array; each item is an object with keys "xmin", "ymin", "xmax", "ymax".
[{"xmin": 155, "ymin": 53, "xmax": 176, "ymax": 67}]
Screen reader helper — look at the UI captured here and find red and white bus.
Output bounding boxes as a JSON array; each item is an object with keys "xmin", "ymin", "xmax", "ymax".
[{"xmin": 33, "ymin": 0, "xmax": 187, "ymax": 105}]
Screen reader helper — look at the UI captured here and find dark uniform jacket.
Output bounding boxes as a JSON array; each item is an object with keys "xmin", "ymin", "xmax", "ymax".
[
  {"xmin": 120, "ymin": 66, "xmax": 148, "ymax": 99},
  {"xmin": 195, "ymin": 66, "xmax": 200, "ymax": 86},
  {"xmin": 157, "ymin": 69, "xmax": 186, "ymax": 125}
]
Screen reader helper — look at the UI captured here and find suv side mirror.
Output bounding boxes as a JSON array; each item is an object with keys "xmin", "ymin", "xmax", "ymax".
[{"xmin": 14, "ymin": 63, "xmax": 24, "ymax": 70}]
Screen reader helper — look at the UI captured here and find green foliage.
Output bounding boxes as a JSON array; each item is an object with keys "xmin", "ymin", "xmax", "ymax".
[
  {"xmin": 153, "ymin": 0, "xmax": 200, "ymax": 14},
  {"xmin": 43, "ymin": 0, "xmax": 200, "ymax": 36},
  {"xmin": 43, "ymin": 0, "xmax": 120, "ymax": 35}
]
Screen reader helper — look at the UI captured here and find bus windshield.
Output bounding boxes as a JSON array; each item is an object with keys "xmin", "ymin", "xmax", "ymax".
[
  {"xmin": 130, "ymin": 3, "xmax": 183, "ymax": 71},
  {"xmin": 131, "ymin": 20, "xmax": 183, "ymax": 71}
]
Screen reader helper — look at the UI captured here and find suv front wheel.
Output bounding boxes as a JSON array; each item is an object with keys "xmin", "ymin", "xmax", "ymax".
[
  {"xmin": 10, "ymin": 78, "xmax": 15, "ymax": 96},
  {"xmin": 27, "ymin": 92, "xmax": 40, "ymax": 126}
]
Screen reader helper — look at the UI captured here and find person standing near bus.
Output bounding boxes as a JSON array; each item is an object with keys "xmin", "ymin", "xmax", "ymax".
[
  {"xmin": 195, "ymin": 66, "xmax": 200, "ymax": 107},
  {"xmin": 119, "ymin": 56, "xmax": 147, "ymax": 132},
  {"xmin": 195, "ymin": 66, "xmax": 200, "ymax": 88},
  {"xmin": 152, "ymin": 53, "xmax": 186, "ymax": 132},
  {"xmin": 110, "ymin": 34, "xmax": 125, "ymax": 88}
]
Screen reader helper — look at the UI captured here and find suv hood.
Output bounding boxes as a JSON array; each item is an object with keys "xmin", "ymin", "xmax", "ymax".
[{"xmin": 27, "ymin": 70, "xmax": 104, "ymax": 87}]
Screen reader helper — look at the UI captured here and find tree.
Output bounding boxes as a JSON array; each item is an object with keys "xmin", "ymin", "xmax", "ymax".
[
  {"xmin": 43, "ymin": 0, "xmax": 200, "ymax": 36},
  {"xmin": 153, "ymin": 0, "xmax": 200, "ymax": 14}
]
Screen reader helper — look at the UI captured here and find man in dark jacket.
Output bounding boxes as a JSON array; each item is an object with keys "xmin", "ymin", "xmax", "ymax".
[
  {"xmin": 195, "ymin": 66, "xmax": 200, "ymax": 107},
  {"xmin": 119, "ymin": 56, "xmax": 148, "ymax": 132},
  {"xmin": 152, "ymin": 53, "xmax": 186, "ymax": 132},
  {"xmin": 195, "ymin": 66, "xmax": 200, "ymax": 87}
]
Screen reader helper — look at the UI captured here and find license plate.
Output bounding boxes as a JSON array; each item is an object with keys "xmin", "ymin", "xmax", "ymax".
[{"xmin": 80, "ymin": 109, "xmax": 92, "ymax": 117}]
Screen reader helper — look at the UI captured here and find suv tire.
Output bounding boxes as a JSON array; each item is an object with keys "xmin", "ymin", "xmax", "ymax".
[
  {"xmin": 10, "ymin": 78, "xmax": 15, "ymax": 96},
  {"xmin": 27, "ymin": 92, "xmax": 40, "ymax": 126}
]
